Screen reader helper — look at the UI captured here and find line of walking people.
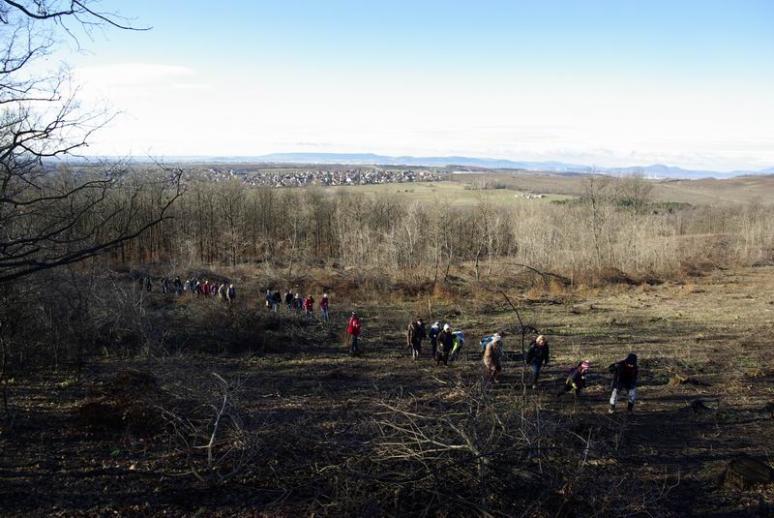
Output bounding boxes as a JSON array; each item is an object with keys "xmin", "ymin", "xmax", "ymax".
[
  {"xmin": 265, "ymin": 289, "xmax": 330, "ymax": 321},
  {"xmin": 405, "ymin": 317, "xmax": 640, "ymax": 414},
  {"xmin": 142, "ymin": 275, "xmax": 237, "ymax": 302}
]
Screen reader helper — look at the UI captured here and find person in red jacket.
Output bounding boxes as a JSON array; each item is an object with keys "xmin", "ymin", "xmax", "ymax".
[
  {"xmin": 303, "ymin": 295, "xmax": 315, "ymax": 318},
  {"xmin": 346, "ymin": 311, "xmax": 361, "ymax": 355}
]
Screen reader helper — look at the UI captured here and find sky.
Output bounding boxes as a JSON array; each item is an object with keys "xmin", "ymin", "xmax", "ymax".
[{"xmin": 44, "ymin": 0, "xmax": 774, "ymax": 171}]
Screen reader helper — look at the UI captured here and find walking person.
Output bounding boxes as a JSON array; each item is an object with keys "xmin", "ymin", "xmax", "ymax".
[
  {"xmin": 227, "ymin": 283, "xmax": 236, "ymax": 303},
  {"xmin": 557, "ymin": 360, "xmax": 591, "ymax": 397},
  {"xmin": 449, "ymin": 330, "xmax": 465, "ymax": 362},
  {"xmin": 218, "ymin": 282, "xmax": 227, "ymax": 301},
  {"xmin": 272, "ymin": 290, "xmax": 282, "ymax": 312},
  {"xmin": 483, "ymin": 334, "xmax": 503, "ymax": 385},
  {"xmin": 346, "ymin": 311, "xmax": 361, "ymax": 355},
  {"xmin": 436, "ymin": 324, "xmax": 454, "ymax": 366},
  {"xmin": 428, "ymin": 321, "xmax": 441, "ymax": 360},
  {"xmin": 293, "ymin": 293, "xmax": 303, "ymax": 314},
  {"xmin": 284, "ymin": 289, "xmax": 294, "ymax": 311},
  {"xmin": 303, "ymin": 294, "xmax": 314, "ymax": 318},
  {"xmin": 320, "ymin": 293, "xmax": 330, "ymax": 322},
  {"xmin": 406, "ymin": 317, "xmax": 426, "ymax": 361},
  {"xmin": 265, "ymin": 289, "xmax": 273, "ymax": 311},
  {"xmin": 608, "ymin": 353, "xmax": 639, "ymax": 414},
  {"xmin": 526, "ymin": 335, "xmax": 550, "ymax": 389}
]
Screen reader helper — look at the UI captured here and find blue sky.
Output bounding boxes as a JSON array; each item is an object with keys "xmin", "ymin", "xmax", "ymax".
[{"xmin": 58, "ymin": 0, "xmax": 774, "ymax": 170}]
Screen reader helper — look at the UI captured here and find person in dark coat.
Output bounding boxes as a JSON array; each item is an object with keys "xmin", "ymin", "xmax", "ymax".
[
  {"xmin": 609, "ymin": 353, "xmax": 639, "ymax": 413},
  {"xmin": 428, "ymin": 321, "xmax": 441, "ymax": 359},
  {"xmin": 526, "ymin": 335, "xmax": 550, "ymax": 389},
  {"xmin": 284, "ymin": 290, "xmax": 294, "ymax": 311},
  {"xmin": 406, "ymin": 318, "xmax": 426, "ymax": 361},
  {"xmin": 557, "ymin": 360, "xmax": 591, "ymax": 397},
  {"xmin": 436, "ymin": 324, "xmax": 454, "ymax": 366}
]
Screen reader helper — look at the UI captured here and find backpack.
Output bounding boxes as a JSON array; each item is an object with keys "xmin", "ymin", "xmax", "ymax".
[{"xmin": 480, "ymin": 335, "xmax": 495, "ymax": 351}]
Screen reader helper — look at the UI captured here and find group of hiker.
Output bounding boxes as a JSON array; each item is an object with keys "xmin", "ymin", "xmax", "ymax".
[
  {"xmin": 186, "ymin": 278, "xmax": 237, "ymax": 302},
  {"xmin": 142, "ymin": 275, "xmax": 237, "ymax": 302},
  {"xmin": 407, "ymin": 319, "xmax": 466, "ymax": 365},
  {"xmin": 404, "ymin": 316, "xmax": 639, "ymax": 414},
  {"xmin": 265, "ymin": 289, "xmax": 330, "ymax": 321}
]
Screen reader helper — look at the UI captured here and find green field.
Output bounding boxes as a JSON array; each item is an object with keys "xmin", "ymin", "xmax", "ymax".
[{"xmin": 326, "ymin": 181, "xmax": 574, "ymax": 206}]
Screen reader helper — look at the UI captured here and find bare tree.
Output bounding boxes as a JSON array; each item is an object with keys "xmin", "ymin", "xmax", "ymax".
[
  {"xmin": 0, "ymin": 1, "xmax": 179, "ymax": 284},
  {"xmin": 582, "ymin": 173, "xmax": 610, "ymax": 271}
]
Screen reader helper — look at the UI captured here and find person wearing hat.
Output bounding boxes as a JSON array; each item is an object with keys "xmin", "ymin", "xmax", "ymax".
[
  {"xmin": 320, "ymin": 293, "xmax": 330, "ymax": 322},
  {"xmin": 436, "ymin": 323, "xmax": 454, "ymax": 366},
  {"xmin": 428, "ymin": 321, "xmax": 441, "ymax": 359},
  {"xmin": 346, "ymin": 311, "xmax": 362, "ymax": 355},
  {"xmin": 482, "ymin": 334, "xmax": 503, "ymax": 384},
  {"xmin": 608, "ymin": 353, "xmax": 639, "ymax": 413},
  {"xmin": 526, "ymin": 335, "xmax": 550, "ymax": 389},
  {"xmin": 406, "ymin": 317, "xmax": 426, "ymax": 361},
  {"xmin": 557, "ymin": 360, "xmax": 591, "ymax": 397}
]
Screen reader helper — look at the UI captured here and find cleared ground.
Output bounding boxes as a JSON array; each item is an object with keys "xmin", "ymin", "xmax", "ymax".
[{"xmin": 1, "ymin": 266, "xmax": 772, "ymax": 515}]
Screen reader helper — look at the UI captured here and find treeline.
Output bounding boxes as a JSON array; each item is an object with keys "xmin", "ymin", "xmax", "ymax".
[{"xmin": 112, "ymin": 174, "xmax": 774, "ymax": 283}]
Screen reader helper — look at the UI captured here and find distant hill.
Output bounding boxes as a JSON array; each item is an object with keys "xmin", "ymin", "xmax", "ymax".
[
  {"xmin": 234, "ymin": 153, "xmax": 771, "ymax": 179},
  {"xmin": 60, "ymin": 152, "xmax": 773, "ymax": 179}
]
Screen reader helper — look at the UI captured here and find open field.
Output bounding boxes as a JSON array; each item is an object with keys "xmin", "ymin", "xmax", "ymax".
[
  {"xmin": 2, "ymin": 265, "xmax": 773, "ymax": 516},
  {"xmin": 449, "ymin": 171, "xmax": 774, "ymax": 206},
  {"xmin": 327, "ymin": 180, "xmax": 574, "ymax": 206}
]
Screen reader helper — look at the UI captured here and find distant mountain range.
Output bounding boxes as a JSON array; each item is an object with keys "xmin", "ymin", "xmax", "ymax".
[
  {"xmin": 65, "ymin": 153, "xmax": 774, "ymax": 179},
  {"xmin": 197, "ymin": 153, "xmax": 774, "ymax": 179}
]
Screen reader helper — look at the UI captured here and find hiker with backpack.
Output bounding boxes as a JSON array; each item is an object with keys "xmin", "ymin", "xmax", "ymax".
[
  {"xmin": 406, "ymin": 317, "xmax": 426, "ymax": 360},
  {"xmin": 557, "ymin": 360, "xmax": 591, "ymax": 397},
  {"xmin": 449, "ymin": 330, "xmax": 465, "ymax": 362},
  {"xmin": 608, "ymin": 353, "xmax": 639, "ymax": 414},
  {"xmin": 436, "ymin": 324, "xmax": 454, "ymax": 366},
  {"xmin": 428, "ymin": 321, "xmax": 441, "ymax": 359},
  {"xmin": 483, "ymin": 334, "xmax": 503, "ymax": 384},
  {"xmin": 526, "ymin": 335, "xmax": 550, "ymax": 389},
  {"xmin": 347, "ymin": 311, "xmax": 362, "ymax": 355}
]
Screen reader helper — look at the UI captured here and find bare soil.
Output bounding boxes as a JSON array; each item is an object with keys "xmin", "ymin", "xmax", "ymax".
[{"xmin": 1, "ymin": 267, "xmax": 773, "ymax": 516}]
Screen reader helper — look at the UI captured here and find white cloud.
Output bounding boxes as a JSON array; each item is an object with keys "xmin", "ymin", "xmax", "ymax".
[
  {"xmin": 75, "ymin": 63, "xmax": 196, "ymax": 88},
  {"xmin": 72, "ymin": 62, "xmax": 774, "ymax": 171}
]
